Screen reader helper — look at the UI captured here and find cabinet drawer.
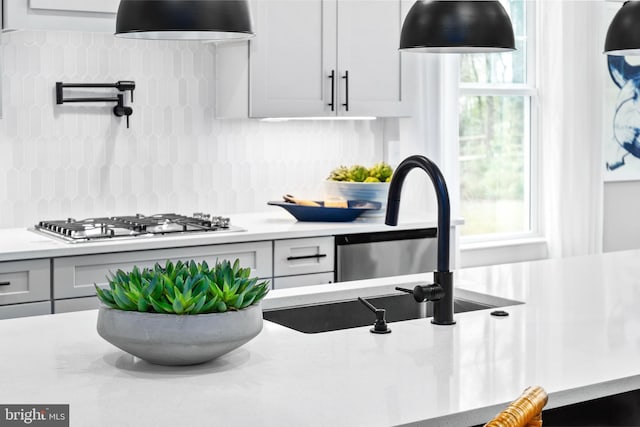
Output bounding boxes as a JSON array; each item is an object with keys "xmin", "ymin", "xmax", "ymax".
[
  {"xmin": 274, "ymin": 237, "xmax": 334, "ymax": 277},
  {"xmin": 0, "ymin": 259, "xmax": 51, "ymax": 306},
  {"xmin": 53, "ymin": 241, "xmax": 273, "ymax": 299},
  {"xmin": 54, "ymin": 297, "xmax": 100, "ymax": 314},
  {"xmin": 0, "ymin": 302, "xmax": 51, "ymax": 320},
  {"xmin": 272, "ymin": 272, "xmax": 334, "ymax": 290}
]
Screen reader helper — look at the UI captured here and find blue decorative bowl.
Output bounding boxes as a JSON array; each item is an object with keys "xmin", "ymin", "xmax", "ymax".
[{"xmin": 267, "ymin": 200, "xmax": 382, "ymax": 222}]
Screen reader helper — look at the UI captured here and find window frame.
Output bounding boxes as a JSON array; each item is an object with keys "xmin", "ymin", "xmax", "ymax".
[{"xmin": 457, "ymin": 0, "xmax": 543, "ymax": 261}]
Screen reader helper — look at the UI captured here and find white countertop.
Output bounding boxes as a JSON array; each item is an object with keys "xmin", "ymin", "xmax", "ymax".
[
  {"xmin": 0, "ymin": 211, "xmax": 453, "ymax": 262},
  {"xmin": 1, "ymin": 249, "xmax": 640, "ymax": 426}
]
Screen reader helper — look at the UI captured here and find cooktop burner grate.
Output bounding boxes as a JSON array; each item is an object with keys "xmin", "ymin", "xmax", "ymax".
[{"xmin": 33, "ymin": 213, "xmax": 243, "ymax": 243}]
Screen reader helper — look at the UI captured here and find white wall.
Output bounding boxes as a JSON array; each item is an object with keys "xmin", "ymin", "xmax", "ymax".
[
  {"xmin": 0, "ymin": 30, "xmax": 386, "ymax": 228},
  {"xmin": 603, "ymin": 181, "xmax": 640, "ymax": 252}
]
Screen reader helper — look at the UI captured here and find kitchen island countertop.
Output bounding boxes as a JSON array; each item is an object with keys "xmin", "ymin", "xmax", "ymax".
[
  {"xmin": 1, "ymin": 249, "xmax": 640, "ymax": 426},
  {"xmin": 0, "ymin": 211, "xmax": 457, "ymax": 262}
]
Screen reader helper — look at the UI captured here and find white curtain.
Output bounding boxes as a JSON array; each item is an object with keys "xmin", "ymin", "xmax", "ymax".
[
  {"xmin": 537, "ymin": 0, "xmax": 604, "ymax": 258},
  {"xmin": 395, "ymin": 54, "xmax": 460, "ymax": 221}
]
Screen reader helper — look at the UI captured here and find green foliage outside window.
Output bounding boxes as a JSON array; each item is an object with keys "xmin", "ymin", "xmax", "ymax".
[{"xmin": 458, "ymin": 0, "xmax": 530, "ymax": 236}]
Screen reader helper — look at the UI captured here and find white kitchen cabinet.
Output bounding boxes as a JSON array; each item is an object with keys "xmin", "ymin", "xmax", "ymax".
[
  {"xmin": 335, "ymin": 0, "xmax": 413, "ymax": 117},
  {"xmin": 54, "ymin": 296, "xmax": 100, "ymax": 313},
  {"xmin": 0, "ymin": 259, "xmax": 50, "ymax": 306},
  {"xmin": 3, "ymin": 0, "xmax": 117, "ymax": 32},
  {"xmin": 272, "ymin": 237, "xmax": 334, "ymax": 289},
  {"xmin": 0, "ymin": 301, "xmax": 51, "ymax": 319},
  {"xmin": 216, "ymin": 0, "xmax": 414, "ymax": 118},
  {"xmin": 53, "ymin": 241, "xmax": 273, "ymax": 301},
  {"xmin": 248, "ymin": 0, "xmax": 334, "ymax": 118},
  {"xmin": 271, "ymin": 272, "xmax": 334, "ymax": 289}
]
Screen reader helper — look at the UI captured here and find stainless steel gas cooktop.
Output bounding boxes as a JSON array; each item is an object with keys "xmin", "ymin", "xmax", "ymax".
[{"xmin": 33, "ymin": 213, "xmax": 244, "ymax": 243}]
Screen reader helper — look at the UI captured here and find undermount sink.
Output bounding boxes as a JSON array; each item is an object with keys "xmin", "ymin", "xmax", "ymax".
[{"xmin": 263, "ymin": 291, "xmax": 520, "ymax": 334}]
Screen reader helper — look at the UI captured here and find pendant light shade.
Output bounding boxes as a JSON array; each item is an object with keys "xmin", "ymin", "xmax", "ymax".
[
  {"xmin": 605, "ymin": 1, "xmax": 640, "ymax": 55},
  {"xmin": 400, "ymin": 1, "xmax": 515, "ymax": 53},
  {"xmin": 115, "ymin": 0, "xmax": 254, "ymax": 41}
]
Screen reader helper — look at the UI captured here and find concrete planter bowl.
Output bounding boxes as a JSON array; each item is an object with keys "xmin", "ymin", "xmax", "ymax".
[{"xmin": 97, "ymin": 303, "xmax": 263, "ymax": 366}]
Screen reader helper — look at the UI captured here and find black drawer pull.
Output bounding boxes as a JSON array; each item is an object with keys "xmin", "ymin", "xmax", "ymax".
[
  {"xmin": 0, "ymin": 281, "xmax": 10, "ymax": 286},
  {"xmin": 287, "ymin": 254, "xmax": 327, "ymax": 261}
]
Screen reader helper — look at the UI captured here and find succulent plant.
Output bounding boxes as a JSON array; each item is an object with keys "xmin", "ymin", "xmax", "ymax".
[
  {"xmin": 95, "ymin": 259, "xmax": 269, "ymax": 315},
  {"xmin": 327, "ymin": 162, "xmax": 393, "ymax": 182},
  {"xmin": 368, "ymin": 162, "xmax": 393, "ymax": 182},
  {"xmin": 348, "ymin": 165, "xmax": 370, "ymax": 182},
  {"xmin": 327, "ymin": 165, "xmax": 350, "ymax": 181}
]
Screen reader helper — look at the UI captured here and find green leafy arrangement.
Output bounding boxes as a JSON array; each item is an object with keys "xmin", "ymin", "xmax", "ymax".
[
  {"xmin": 327, "ymin": 162, "xmax": 393, "ymax": 183},
  {"xmin": 95, "ymin": 259, "xmax": 269, "ymax": 315}
]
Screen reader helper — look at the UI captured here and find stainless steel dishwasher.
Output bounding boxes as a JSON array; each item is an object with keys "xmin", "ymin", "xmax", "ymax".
[{"xmin": 335, "ymin": 228, "xmax": 438, "ymax": 282}]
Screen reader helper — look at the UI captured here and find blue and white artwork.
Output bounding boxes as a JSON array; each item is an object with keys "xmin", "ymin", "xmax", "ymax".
[{"xmin": 605, "ymin": 55, "xmax": 640, "ymax": 180}]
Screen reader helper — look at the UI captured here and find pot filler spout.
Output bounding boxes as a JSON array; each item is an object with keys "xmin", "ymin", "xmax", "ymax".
[{"xmin": 385, "ymin": 155, "xmax": 455, "ymax": 326}]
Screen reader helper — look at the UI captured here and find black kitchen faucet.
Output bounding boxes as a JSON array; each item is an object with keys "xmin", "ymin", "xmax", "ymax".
[{"xmin": 385, "ymin": 155, "xmax": 455, "ymax": 325}]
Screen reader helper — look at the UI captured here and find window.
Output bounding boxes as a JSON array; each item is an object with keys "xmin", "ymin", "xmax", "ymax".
[{"xmin": 458, "ymin": 0, "xmax": 536, "ymax": 239}]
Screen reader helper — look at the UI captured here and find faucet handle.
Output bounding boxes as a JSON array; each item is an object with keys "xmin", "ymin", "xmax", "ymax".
[
  {"xmin": 395, "ymin": 286, "xmax": 414, "ymax": 295},
  {"xmin": 115, "ymin": 80, "xmax": 136, "ymax": 102},
  {"xmin": 395, "ymin": 284, "xmax": 444, "ymax": 303}
]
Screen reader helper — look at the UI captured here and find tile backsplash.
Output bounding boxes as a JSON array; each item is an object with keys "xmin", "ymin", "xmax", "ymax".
[{"xmin": 0, "ymin": 30, "xmax": 383, "ymax": 228}]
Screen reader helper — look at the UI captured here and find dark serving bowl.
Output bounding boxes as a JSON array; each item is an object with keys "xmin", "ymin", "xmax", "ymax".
[{"xmin": 267, "ymin": 200, "xmax": 382, "ymax": 222}]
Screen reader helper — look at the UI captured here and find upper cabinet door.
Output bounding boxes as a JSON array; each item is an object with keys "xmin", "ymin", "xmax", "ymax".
[
  {"xmin": 336, "ymin": 0, "xmax": 412, "ymax": 117},
  {"xmin": 216, "ymin": 0, "xmax": 416, "ymax": 119},
  {"xmin": 249, "ymin": 0, "xmax": 337, "ymax": 118},
  {"xmin": 4, "ymin": 0, "xmax": 118, "ymax": 32}
]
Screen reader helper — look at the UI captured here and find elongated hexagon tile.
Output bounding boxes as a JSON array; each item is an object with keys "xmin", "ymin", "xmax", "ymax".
[{"xmin": 0, "ymin": 30, "xmax": 384, "ymax": 228}]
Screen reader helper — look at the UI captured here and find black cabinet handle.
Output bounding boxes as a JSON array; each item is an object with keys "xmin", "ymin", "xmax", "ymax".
[
  {"xmin": 287, "ymin": 254, "xmax": 327, "ymax": 261},
  {"xmin": 342, "ymin": 70, "xmax": 349, "ymax": 112},
  {"xmin": 328, "ymin": 70, "xmax": 336, "ymax": 111},
  {"xmin": 0, "ymin": 281, "xmax": 10, "ymax": 286}
]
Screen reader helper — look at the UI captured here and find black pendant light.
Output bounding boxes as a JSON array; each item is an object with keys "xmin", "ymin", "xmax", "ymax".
[
  {"xmin": 605, "ymin": 1, "xmax": 640, "ymax": 55},
  {"xmin": 400, "ymin": 1, "xmax": 515, "ymax": 53},
  {"xmin": 115, "ymin": 0, "xmax": 254, "ymax": 41}
]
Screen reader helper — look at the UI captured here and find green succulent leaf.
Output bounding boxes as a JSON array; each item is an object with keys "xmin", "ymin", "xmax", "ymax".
[
  {"xmin": 192, "ymin": 276, "xmax": 208, "ymax": 296},
  {"xmin": 239, "ymin": 294, "xmax": 256, "ymax": 309},
  {"xmin": 95, "ymin": 285, "xmax": 119, "ymax": 309},
  {"xmin": 174, "ymin": 275, "xmax": 184, "ymax": 293},
  {"xmin": 137, "ymin": 297, "xmax": 150, "ymax": 312},
  {"xmin": 209, "ymin": 281, "xmax": 223, "ymax": 299},
  {"xmin": 189, "ymin": 260, "xmax": 198, "ymax": 277},
  {"xmin": 232, "ymin": 293, "xmax": 244, "ymax": 309},
  {"xmin": 183, "ymin": 276, "xmax": 193, "ymax": 295},
  {"xmin": 143, "ymin": 275, "xmax": 158, "ymax": 299},
  {"xmin": 190, "ymin": 293, "xmax": 207, "ymax": 314},
  {"xmin": 95, "ymin": 285, "xmax": 115, "ymax": 304},
  {"xmin": 199, "ymin": 295, "xmax": 220, "ymax": 314},
  {"xmin": 172, "ymin": 296, "xmax": 185, "ymax": 314},
  {"xmin": 164, "ymin": 275, "xmax": 176, "ymax": 298},
  {"xmin": 149, "ymin": 296, "xmax": 173, "ymax": 314},
  {"xmin": 112, "ymin": 286, "xmax": 137, "ymax": 311},
  {"xmin": 222, "ymin": 270, "xmax": 232, "ymax": 293},
  {"xmin": 216, "ymin": 300, "xmax": 228, "ymax": 313}
]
